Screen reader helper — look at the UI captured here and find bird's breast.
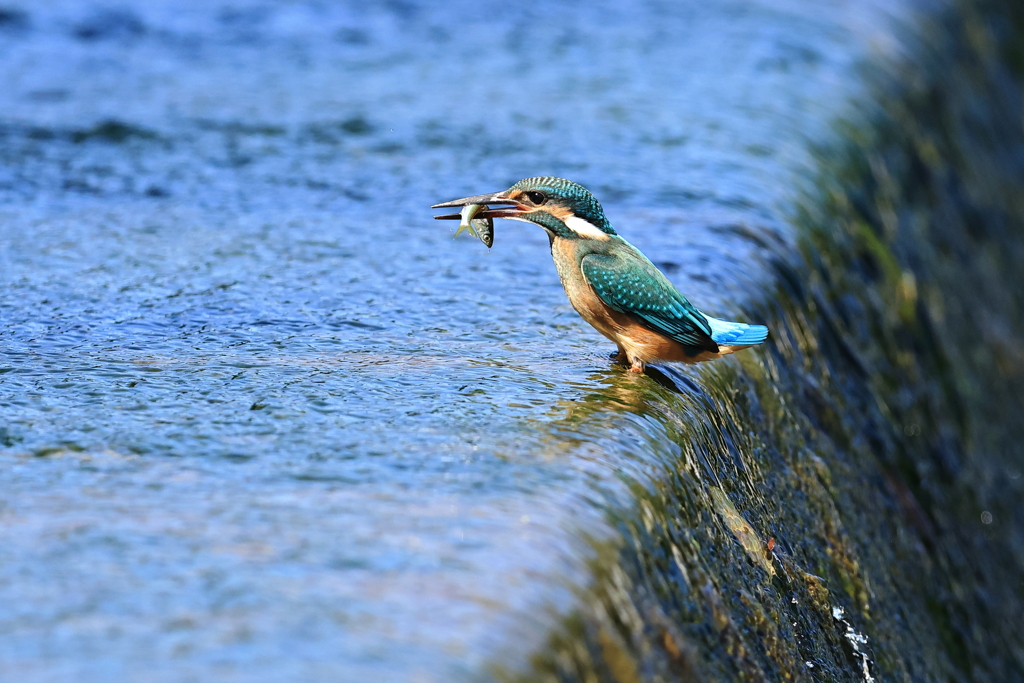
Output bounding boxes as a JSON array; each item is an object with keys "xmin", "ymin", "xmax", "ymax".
[
  {"xmin": 548, "ymin": 237, "xmax": 701, "ymax": 363},
  {"xmin": 551, "ymin": 239, "xmax": 602, "ymax": 315},
  {"xmin": 550, "ymin": 238, "xmax": 636, "ymax": 340}
]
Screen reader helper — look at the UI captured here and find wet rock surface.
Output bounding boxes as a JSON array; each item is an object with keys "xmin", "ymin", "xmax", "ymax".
[
  {"xmin": 518, "ymin": 0, "xmax": 1024, "ymax": 680},
  {"xmin": 4, "ymin": 1, "xmax": 1022, "ymax": 682}
]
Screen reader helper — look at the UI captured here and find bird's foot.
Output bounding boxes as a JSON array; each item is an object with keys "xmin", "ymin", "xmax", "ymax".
[{"xmin": 628, "ymin": 359, "xmax": 645, "ymax": 374}]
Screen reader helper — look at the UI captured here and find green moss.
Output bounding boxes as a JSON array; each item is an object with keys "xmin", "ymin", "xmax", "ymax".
[{"xmin": 507, "ymin": 0, "xmax": 1024, "ymax": 680}]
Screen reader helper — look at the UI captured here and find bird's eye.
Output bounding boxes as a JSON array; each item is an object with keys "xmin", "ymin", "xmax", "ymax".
[{"xmin": 526, "ymin": 191, "xmax": 546, "ymax": 205}]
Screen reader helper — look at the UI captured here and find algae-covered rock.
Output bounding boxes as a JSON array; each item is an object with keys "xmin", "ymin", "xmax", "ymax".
[{"xmin": 516, "ymin": 0, "xmax": 1024, "ymax": 680}]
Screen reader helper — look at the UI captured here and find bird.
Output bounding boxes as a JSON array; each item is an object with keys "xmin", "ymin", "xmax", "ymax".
[{"xmin": 431, "ymin": 177, "xmax": 768, "ymax": 374}]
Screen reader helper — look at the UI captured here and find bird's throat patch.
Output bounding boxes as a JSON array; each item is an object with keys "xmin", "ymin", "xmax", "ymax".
[{"xmin": 562, "ymin": 213, "xmax": 611, "ymax": 240}]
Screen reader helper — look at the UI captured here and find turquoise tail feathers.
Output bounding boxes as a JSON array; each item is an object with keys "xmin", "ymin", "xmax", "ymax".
[{"xmin": 704, "ymin": 315, "xmax": 769, "ymax": 346}]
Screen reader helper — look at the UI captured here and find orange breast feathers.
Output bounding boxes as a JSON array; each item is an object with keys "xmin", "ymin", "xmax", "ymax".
[
  {"xmin": 550, "ymin": 238, "xmax": 721, "ymax": 364},
  {"xmin": 578, "ymin": 290, "xmax": 734, "ymax": 364}
]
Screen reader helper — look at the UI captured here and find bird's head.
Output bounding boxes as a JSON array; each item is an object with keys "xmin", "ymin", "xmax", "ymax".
[{"xmin": 432, "ymin": 177, "xmax": 616, "ymax": 240}]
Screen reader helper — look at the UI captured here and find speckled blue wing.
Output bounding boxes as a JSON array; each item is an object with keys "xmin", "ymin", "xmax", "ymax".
[{"xmin": 581, "ymin": 251, "xmax": 720, "ymax": 353}]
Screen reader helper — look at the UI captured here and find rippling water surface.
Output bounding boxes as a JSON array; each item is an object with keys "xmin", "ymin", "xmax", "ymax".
[{"xmin": 0, "ymin": 1, "xmax": 921, "ymax": 681}]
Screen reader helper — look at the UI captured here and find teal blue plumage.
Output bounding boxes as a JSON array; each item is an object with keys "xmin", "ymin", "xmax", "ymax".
[
  {"xmin": 703, "ymin": 315, "xmax": 769, "ymax": 346},
  {"xmin": 581, "ymin": 249, "xmax": 720, "ymax": 353},
  {"xmin": 432, "ymin": 176, "xmax": 769, "ymax": 371},
  {"xmin": 508, "ymin": 177, "xmax": 615, "ymax": 234}
]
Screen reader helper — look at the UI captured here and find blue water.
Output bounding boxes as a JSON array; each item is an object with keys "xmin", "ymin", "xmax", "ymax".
[{"xmin": 0, "ymin": 1, "xmax": 909, "ymax": 680}]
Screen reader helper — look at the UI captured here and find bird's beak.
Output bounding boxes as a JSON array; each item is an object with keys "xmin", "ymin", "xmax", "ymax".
[{"xmin": 431, "ymin": 192, "xmax": 526, "ymax": 221}]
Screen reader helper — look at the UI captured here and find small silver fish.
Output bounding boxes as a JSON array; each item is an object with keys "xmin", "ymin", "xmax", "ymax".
[{"xmin": 453, "ymin": 203, "xmax": 494, "ymax": 248}]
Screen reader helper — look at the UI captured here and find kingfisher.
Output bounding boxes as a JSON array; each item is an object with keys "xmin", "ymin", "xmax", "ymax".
[{"xmin": 432, "ymin": 177, "xmax": 768, "ymax": 374}]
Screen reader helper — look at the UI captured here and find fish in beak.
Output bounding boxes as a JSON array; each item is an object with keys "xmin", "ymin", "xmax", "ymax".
[
  {"xmin": 430, "ymin": 191, "xmax": 529, "ymax": 221},
  {"xmin": 452, "ymin": 203, "xmax": 494, "ymax": 248}
]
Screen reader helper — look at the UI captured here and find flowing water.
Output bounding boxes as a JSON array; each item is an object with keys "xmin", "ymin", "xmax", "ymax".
[{"xmin": 2, "ymin": 1, "xmax": 1022, "ymax": 681}]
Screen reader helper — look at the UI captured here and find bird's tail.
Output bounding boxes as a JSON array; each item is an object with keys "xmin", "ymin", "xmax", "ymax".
[{"xmin": 705, "ymin": 316, "xmax": 769, "ymax": 346}]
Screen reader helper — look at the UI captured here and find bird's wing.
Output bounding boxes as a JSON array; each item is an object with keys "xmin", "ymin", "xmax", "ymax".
[{"xmin": 581, "ymin": 251, "xmax": 719, "ymax": 352}]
